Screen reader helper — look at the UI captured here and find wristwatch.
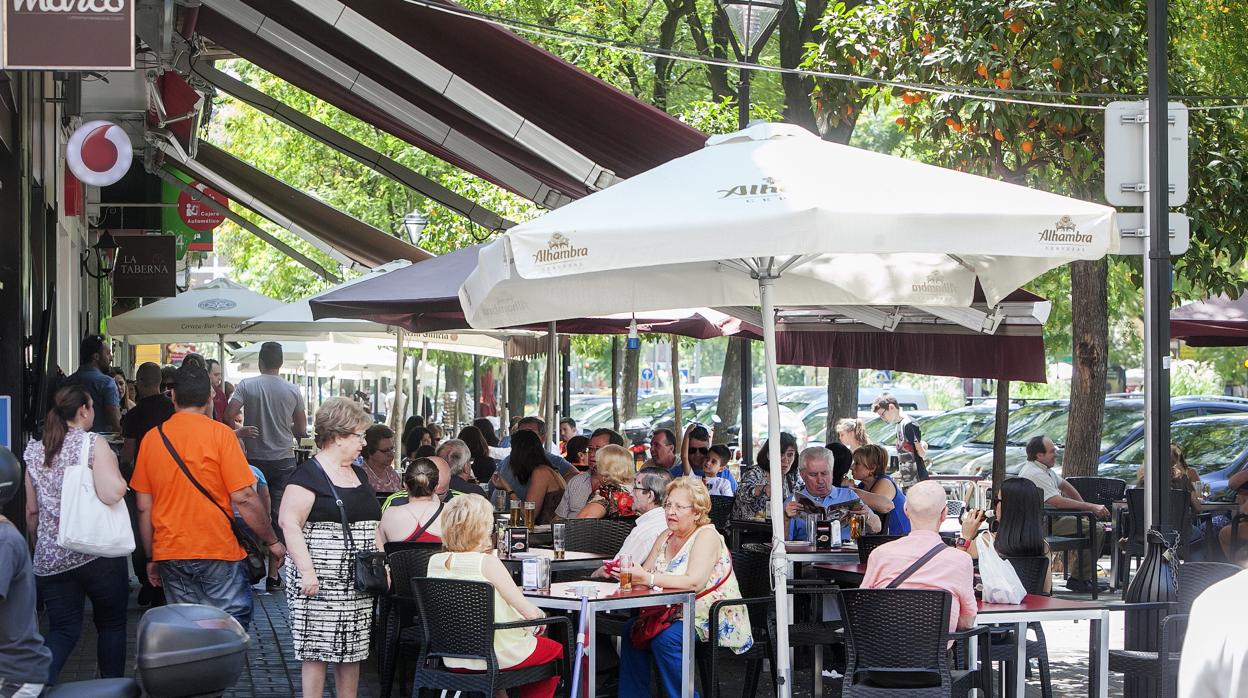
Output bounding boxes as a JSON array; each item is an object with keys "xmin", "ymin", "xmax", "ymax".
[{"xmin": 954, "ymin": 536, "xmax": 971, "ymax": 550}]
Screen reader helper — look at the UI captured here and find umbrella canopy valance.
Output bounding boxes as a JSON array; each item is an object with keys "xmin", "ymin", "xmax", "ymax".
[
  {"xmin": 107, "ymin": 278, "xmax": 284, "ymax": 344},
  {"xmin": 1171, "ymin": 294, "xmax": 1248, "ymax": 346}
]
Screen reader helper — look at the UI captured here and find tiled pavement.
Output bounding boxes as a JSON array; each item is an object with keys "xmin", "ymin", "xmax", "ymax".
[{"xmin": 52, "ymin": 578, "xmax": 1126, "ymax": 697}]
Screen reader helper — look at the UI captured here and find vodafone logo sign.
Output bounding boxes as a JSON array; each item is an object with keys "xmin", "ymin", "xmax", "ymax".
[{"xmin": 66, "ymin": 120, "xmax": 132, "ymax": 187}]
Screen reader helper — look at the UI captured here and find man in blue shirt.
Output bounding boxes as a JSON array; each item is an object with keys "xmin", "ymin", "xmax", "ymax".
[
  {"xmin": 784, "ymin": 446, "xmax": 881, "ymax": 540},
  {"xmin": 491, "ymin": 416, "xmax": 577, "ymax": 499},
  {"xmin": 665, "ymin": 425, "xmax": 738, "ymax": 488},
  {"xmin": 64, "ymin": 334, "xmax": 121, "ymax": 433}
]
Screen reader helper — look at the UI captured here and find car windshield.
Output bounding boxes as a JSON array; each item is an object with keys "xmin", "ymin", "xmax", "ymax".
[
  {"xmin": 864, "ymin": 416, "xmax": 894, "ymax": 444},
  {"xmin": 970, "ymin": 403, "xmax": 1139, "ymax": 453},
  {"xmin": 803, "ymin": 409, "xmax": 827, "ymax": 440},
  {"xmin": 569, "ymin": 399, "xmax": 607, "ymax": 421},
  {"xmin": 1110, "ymin": 420, "xmax": 1248, "ymax": 475},
  {"xmin": 579, "ymin": 403, "xmax": 616, "ymax": 431},
  {"xmin": 920, "ymin": 410, "xmax": 994, "ymax": 450},
  {"xmin": 634, "ymin": 395, "xmax": 673, "ymax": 419}
]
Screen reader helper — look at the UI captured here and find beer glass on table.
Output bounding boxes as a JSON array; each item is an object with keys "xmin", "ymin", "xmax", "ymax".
[
  {"xmin": 616, "ymin": 553, "xmax": 633, "ymax": 587},
  {"xmin": 523, "ymin": 501, "xmax": 536, "ymax": 529},
  {"xmin": 553, "ymin": 523, "xmax": 567, "ymax": 559}
]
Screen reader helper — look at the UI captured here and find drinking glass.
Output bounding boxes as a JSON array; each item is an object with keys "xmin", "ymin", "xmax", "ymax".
[
  {"xmin": 616, "ymin": 553, "xmax": 633, "ymax": 587},
  {"xmin": 552, "ymin": 522, "xmax": 567, "ymax": 559},
  {"xmin": 509, "ymin": 499, "xmax": 522, "ymax": 527},
  {"xmin": 523, "ymin": 501, "xmax": 536, "ymax": 529}
]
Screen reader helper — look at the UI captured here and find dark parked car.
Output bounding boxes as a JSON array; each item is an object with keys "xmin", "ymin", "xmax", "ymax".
[
  {"xmin": 1099, "ymin": 414, "xmax": 1248, "ymax": 501},
  {"xmin": 926, "ymin": 395, "xmax": 1248, "ymax": 479}
]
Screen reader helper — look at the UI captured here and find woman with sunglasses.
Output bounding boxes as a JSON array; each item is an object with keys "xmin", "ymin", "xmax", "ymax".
[{"xmin": 360, "ymin": 424, "xmax": 401, "ymax": 493}]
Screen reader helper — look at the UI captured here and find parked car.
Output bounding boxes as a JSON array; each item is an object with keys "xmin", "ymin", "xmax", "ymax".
[
  {"xmin": 929, "ymin": 395, "xmax": 1248, "ymax": 479},
  {"xmin": 637, "ymin": 394, "xmax": 719, "ymax": 443},
  {"xmin": 806, "ymin": 404, "xmax": 1003, "ymax": 462},
  {"xmin": 568, "ymin": 395, "xmax": 612, "ymax": 422},
  {"xmin": 1099, "ymin": 414, "xmax": 1248, "ymax": 501}
]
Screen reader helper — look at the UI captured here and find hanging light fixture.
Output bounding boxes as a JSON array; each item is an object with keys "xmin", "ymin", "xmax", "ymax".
[
  {"xmin": 400, "ymin": 210, "xmax": 427, "ymax": 246},
  {"xmin": 80, "ymin": 229, "xmax": 120, "ymax": 279},
  {"xmin": 717, "ymin": 0, "xmax": 785, "ymax": 59}
]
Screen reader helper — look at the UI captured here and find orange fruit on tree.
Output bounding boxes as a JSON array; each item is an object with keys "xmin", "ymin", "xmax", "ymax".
[
  {"xmin": 994, "ymin": 128, "xmax": 1005, "ymax": 141},
  {"xmin": 869, "ymin": 48, "xmax": 881, "ymax": 58},
  {"xmin": 1021, "ymin": 139, "xmax": 1034, "ymax": 154},
  {"xmin": 994, "ymin": 77, "xmax": 1012, "ymax": 89},
  {"xmin": 1009, "ymin": 18, "xmax": 1024, "ymax": 33},
  {"xmin": 977, "ymin": 63, "xmax": 989, "ymax": 77},
  {"xmin": 1051, "ymin": 56, "xmax": 1064, "ymax": 70},
  {"xmin": 1027, "ymin": 118, "xmax": 1041, "ymax": 128},
  {"xmin": 1003, "ymin": 7, "xmax": 1015, "ymax": 19},
  {"xmin": 896, "ymin": 116, "xmax": 909, "ymax": 127},
  {"xmin": 1000, "ymin": 68, "xmax": 1013, "ymax": 79},
  {"xmin": 924, "ymin": 32, "xmax": 934, "ymax": 44}
]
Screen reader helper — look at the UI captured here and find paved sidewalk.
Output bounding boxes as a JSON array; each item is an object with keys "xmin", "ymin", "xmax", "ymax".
[{"xmin": 52, "ymin": 581, "xmax": 1126, "ymax": 696}]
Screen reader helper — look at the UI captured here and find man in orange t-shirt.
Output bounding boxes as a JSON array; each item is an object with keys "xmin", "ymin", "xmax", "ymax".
[{"xmin": 132, "ymin": 366, "xmax": 284, "ymax": 629}]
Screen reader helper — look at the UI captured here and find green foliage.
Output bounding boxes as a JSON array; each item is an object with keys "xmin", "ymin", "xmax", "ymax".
[{"xmin": 1170, "ymin": 358, "xmax": 1225, "ymax": 395}]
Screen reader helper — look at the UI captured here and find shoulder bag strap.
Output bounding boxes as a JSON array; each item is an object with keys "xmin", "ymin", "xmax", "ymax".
[
  {"xmin": 317, "ymin": 461, "xmax": 356, "ymax": 552},
  {"xmin": 407, "ymin": 497, "xmax": 445, "ymax": 542},
  {"xmin": 156, "ymin": 425, "xmax": 235, "ymax": 530},
  {"xmin": 886, "ymin": 542, "xmax": 950, "ymax": 589}
]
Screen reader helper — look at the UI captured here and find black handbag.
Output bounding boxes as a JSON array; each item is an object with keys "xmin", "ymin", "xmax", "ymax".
[
  {"xmin": 156, "ymin": 426, "xmax": 268, "ymax": 584},
  {"xmin": 318, "ymin": 462, "xmax": 388, "ymax": 595}
]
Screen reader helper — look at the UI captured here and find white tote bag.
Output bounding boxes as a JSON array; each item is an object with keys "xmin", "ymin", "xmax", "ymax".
[
  {"xmin": 57, "ymin": 433, "xmax": 135, "ymax": 557},
  {"xmin": 977, "ymin": 532, "xmax": 1028, "ymax": 604}
]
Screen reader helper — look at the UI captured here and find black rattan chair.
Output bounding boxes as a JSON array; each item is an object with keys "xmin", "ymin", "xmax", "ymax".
[
  {"xmin": 709, "ymin": 495, "xmax": 735, "ymax": 535},
  {"xmin": 410, "ymin": 577, "xmax": 571, "ymax": 697},
  {"xmin": 562, "ymin": 517, "xmax": 635, "ymax": 557},
  {"xmin": 697, "ymin": 544, "xmax": 777, "ymax": 698},
  {"xmin": 1117, "ymin": 488, "xmax": 1194, "ymax": 588},
  {"xmin": 377, "ymin": 543, "xmax": 441, "ymax": 698},
  {"xmin": 945, "ymin": 499, "xmax": 966, "ymax": 519},
  {"xmin": 1043, "ymin": 508, "xmax": 1101, "ymax": 598},
  {"xmin": 1108, "ymin": 561, "xmax": 1241, "ymax": 698},
  {"xmin": 1066, "ymin": 477, "xmax": 1127, "ymax": 508},
  {"xmin": 857, "ymin": 535, "xmax": 906, "ymax": 564},
  {"xmin": 838, "ymin": 588, "xmax": 989, "ymax": 697},
  {"xmin": 988, "ymin": 556, "xmax": 1053, "ymax": 698}
]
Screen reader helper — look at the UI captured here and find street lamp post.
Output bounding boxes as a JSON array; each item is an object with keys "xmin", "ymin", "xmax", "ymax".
[{"xmin": 716, "ymin": 0, "xmax": 783, "ymax": 467}]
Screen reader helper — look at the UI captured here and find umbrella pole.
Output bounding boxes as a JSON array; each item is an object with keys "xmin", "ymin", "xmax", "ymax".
[
  {"xmin": 218, "ymin": 335, "xmax": 227, "ymax": 385},
  {"xmin": 416, "ymin": 343, "xmax": 428, "ymax": 420},
  {"xmin": 392, "ymin": 329, "xmax": 406, "ymax": 470},
  {"xmin": 759, "ymin": 275, "xmax": 793, "ymax": 698},
  {"xmin": 547, "ymin": 322, "xmax": 558, "ymax": 452}
]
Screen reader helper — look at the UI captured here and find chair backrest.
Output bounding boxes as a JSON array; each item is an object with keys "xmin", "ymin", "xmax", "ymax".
[
  {"xmin": 1176, "ymin": 561, "xmax": 1241, "ymax": 614},
  {"xmin": 384, "ymin": 540, "xmax": 443, "ymax": 557},
  {"xmin": 411, "ymin": 577, "xmax": 498, "ymax": 667},
  {"xmin": 1005, "ymin": 555, "xmax": 1051, "ymax": 596},
  {"xmin": 944, "ymin": 499, "xmax": 965, "ymax": 519},
  {"xmin": 731, "ymin": 545, "xmax": 773, "ymax": 629},
  {"xmin": 1125, "ymin": 487, "xmax": 1194, "ymax": 554},
  {"xmin": 838, "ymin": 588, "xmax": 952, "ymax": 688},
  {"xmin": 387, "ymin": 544, "xmax": 442, "ymax": 595},
  {"xmin": 563, "ymin": 517, "xmax": 635, "ymax": 556},
  {"xmin": 1067, "ymin": 477, "xmax": 1127, "ymax": 507},
  {"xmin": 857, "ymin": 534, "xmax": 905, "ymax": 564},
  {"xmin": 709, "ymin": 495, "xmax": 735, "ymax": 533}
]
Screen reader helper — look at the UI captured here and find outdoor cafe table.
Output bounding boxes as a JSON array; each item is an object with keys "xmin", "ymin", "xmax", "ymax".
[
  {"xmin": 811, "ymin": 561, "xmax": 868, "ymax": 585},
  {"xmin": 499, "ymin": 548, "xmax": 610, "ymax": 576},
  {"xmin": 522, "ymin": 580, "xmax": 696, "ymax": 698},
  {"xmin": 972, "ymin": 594, "xmax": 1111, "ymax": 698}
]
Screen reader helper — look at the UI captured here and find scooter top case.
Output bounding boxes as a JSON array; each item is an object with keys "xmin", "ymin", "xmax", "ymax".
[{"xmin": 137, "ymin": 604, "xmax": 250, "ymax": 697}]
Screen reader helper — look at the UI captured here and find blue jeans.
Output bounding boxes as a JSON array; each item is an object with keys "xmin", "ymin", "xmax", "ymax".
[
  {"xmin": 619, "ymin": 618, "xmax": 697, "ymax": 698},
  {"xmin": 251, "ymin": 457, "xmax": 296, "ymax": 541},
  {"xmin": 158, "ymin": 559, "xmax": 253, "ymax": 629},
  {"xmin": 36, "ymin": 556, "xmax": 129, "ymax": 684}
]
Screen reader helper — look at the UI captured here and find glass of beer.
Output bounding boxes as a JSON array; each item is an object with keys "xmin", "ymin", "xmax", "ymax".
[
  {"xmin": 509, "ymin": 499, "xmax": 522, "ymax": 527},
  {"xmin": 523, "ymin": 501, "xmax": 536, "ymax": 529},
  {"xmin": 552, "ymin": 523, "xmax": 566, "ymax": 559},
  {"xmin": 616, "ymin": 553, "xmax": 633, "ymax": 587}
]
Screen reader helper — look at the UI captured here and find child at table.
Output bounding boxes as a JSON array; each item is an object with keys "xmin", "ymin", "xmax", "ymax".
[{"xmin": 702, "ymin": 445, "xmax": 735, "ymax": 496}]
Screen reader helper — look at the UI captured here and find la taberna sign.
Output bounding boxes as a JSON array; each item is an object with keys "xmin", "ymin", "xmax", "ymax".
[
  {"xmin": 66, "ymin": 120, "xmax": 132, "ymax": 187},
  {"xmin": 1, "ymin": 0, "xmax": 135, "ymax": 71}
]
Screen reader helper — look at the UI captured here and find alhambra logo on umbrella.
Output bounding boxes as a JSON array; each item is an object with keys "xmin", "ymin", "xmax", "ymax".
[
  {"xmin": 1038, "ymin": 216, "xmax": 1093, "ymax": 245},
  {"xmin": 911, "ymin": 270, "xmax": 957, "ymax": 296},
  {"xmin": 532, "ymin": 233, "xmax": 589, "ymax": 265},
  {"xmin": 717, "ymin": 176, "xmax": 786, "ymax": 202}
]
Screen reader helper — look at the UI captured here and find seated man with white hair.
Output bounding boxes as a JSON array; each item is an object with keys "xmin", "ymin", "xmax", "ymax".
[
  {"xmin": 784, "ymin": 446, "xmax": 881, "ymax": 541},
  {"xmin": 861, "ymin": 480, "xmax": 980, "ymax": 634},
  {"xmin": 591, "ymin": 467, "xmax": 673, "ymax": 579},
  {"xmin": 438, "ymin": 439, "xmax": 487, "ymax": 498}
]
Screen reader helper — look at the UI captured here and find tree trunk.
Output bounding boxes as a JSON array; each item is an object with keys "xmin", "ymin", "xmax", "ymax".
[
  {"xmin": 507, "ymin": 359, "xmax": 528, "ymax": 419},
  {"xmin": 444, "ymin": 359, "xmax": 467, "ymax": 429},
  {"xmin": 611, "ymin": 337, "xmax": 620, "ymax": 432},
  {"xmin": 992, "ymin": 379, "xmax": 1011, "ymax": 497},
  {"xmin": 825, "ymin": 367, "xmax": 859, "ymax": 443},
  {"xmin": 713, "ymin": 338, "xmax": 744, "ymax": 446},
  {"xmin": 622, "ymin": 342, "xmax": 640, "ymax": 420},
  {"xmin": 1064, "ymin": 259, "xmax": 1109, "ymax": 477}
]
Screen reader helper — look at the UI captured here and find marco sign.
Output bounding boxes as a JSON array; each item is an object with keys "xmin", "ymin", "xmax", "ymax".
[{"xmin": 1, "ymin": 0, "xmax": 135, "ymax": 70}]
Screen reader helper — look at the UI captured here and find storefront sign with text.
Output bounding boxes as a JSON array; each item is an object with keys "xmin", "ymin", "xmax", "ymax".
[{"xmin": 2, "ymin": 0, "xmax": 135, "ymax": 70}]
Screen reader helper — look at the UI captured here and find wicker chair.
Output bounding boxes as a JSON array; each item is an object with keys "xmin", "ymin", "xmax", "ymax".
[
  {"xmin": 696, "ymin": 544, "xmax": 777, "ymax": 698},
  {"xmin": 945, "ymin": 499, "xmax": 966, "ymax": 519},
  {"xmin": 377, "ymin": 543, "xmax": 441, "ymax": 698},
  {"xmin": 410, "ymin": 577, "xmax": 571, "ymax": 697},
  {"xmin": 1066, "ymin": 477, "xmax": 1127, "ymax": 508},
  {"xmin": 562, "ymin": 517, "xmax": 635, "ymax": 557},
  {"xmin": 1108, "ymin": 561, "xmax": 1241, "ymax": 698},
  {"xmin": 709, "ymin": 495, "xmax": 736, "ymax": 536},
  {"xmin": 987, "ymin": 555, "xmax": 1053, "ymax": 698},
  {"xmin": 838, "ymin": 588, "xmax": 990, "ymax": 697},
  {"xmin": 1117, "ymin": 488, "xmax": 1194, "ymax": 588},
  {"xmin": 857, "ymin": 535, "xmax": 906, "ymax": 564}
]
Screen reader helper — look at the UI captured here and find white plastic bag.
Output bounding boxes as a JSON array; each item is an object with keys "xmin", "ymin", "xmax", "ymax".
[
  {"xmin": 57, "ymin": 434, "xmax": 135, "ymax": 557},
  {"xmin": 977, "ymin": 533, "xmax": 1027, "ymax": 604}
]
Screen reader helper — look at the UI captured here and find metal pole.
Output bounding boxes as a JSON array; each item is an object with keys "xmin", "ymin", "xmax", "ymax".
[
  {"xmin": 737, "ymin": 67, "xmax": 754, "ymax": 465},
  {"xmin": 561, "ymin": 342, "xmax": 572, "ymax": 419},
  {"xmin": 611, "ymin": 336, "xmax": 620, "ymax": 433},
  {"xmin": 391, "ymin": 329, "xmax": 406, "ymax": 470},
  {"xmin": 547, "ymin": 323, "xmax": 558, "ymax": 451},
  {"xmin": 416, "ymin": 342, "xmax": 428, "ymax": 420},
  {"xmin": 473, "ymin": 354, "xmax": 482, "ymax": 420},
  {"xmin": 759, "ymin": 275, "xmax": 792, "ymax": 698}
]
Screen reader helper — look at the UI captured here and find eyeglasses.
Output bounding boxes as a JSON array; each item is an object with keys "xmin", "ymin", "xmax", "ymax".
[
  {"xmin": 689, "ymin": 447, "xmax": 710, "ymax": 455},
  {"xmin": 663, "ymin": 502, "xmax": 694, "ymax": 512},
  {"xmin": 351, "ymin": 431, "xmax": 368, "ymax": 440}
]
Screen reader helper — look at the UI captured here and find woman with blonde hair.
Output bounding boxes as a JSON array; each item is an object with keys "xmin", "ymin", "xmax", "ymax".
[
  {"xmin": 279, "ymin": 397, "xmax": 382, "ymax": 698},
  {"xmin": 577, "ymin": 444, "xmax": 636, "ymax": 519},
  {"xmin": 615, "ymin": 478, "xmax": 752, "ymax": 696},
  {"xmin": 835, "ymin": 417, "xmax": 870, "ymax": 451},
  {"xmin": 427, "ymin": 495, "xmax": 564, "ymax": 698}
]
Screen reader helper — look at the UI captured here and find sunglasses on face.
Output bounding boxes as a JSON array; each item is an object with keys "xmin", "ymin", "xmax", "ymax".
[{"xmin": 689, "ymin": 447, "xmax": 710, "ymax": 455}]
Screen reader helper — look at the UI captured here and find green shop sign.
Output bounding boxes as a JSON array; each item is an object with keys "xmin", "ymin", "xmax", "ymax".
[{"xmin": 162, "ymin": 168, "xmax": 228, "ymax": 258}]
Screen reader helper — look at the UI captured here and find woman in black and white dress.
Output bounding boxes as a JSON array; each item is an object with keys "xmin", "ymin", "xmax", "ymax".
[{"xmin": 279, "ymin": 397, "xmax": 381, "ymax": 698}]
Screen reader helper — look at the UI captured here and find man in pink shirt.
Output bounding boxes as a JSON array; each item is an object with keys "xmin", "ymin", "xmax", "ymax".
[{"xmin": 861, "ymin": 481, "xmax": 979, "ymax": 634}]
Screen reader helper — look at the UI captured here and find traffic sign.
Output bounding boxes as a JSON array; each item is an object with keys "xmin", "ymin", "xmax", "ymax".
[
  {"xmin": 1115, "ymin": 212, "xmax": 1190, "ymax": 256},
  {"xmin": 1104, "ymin": 101, "xmax": 1188, "ymax": 207},
  {"xmin": 641, "ymin": 367, "xmax": 654, "ymax": 381},
  {"xmin": 0, "ymin": 396, "xmax": 10, "ymax": 450}
]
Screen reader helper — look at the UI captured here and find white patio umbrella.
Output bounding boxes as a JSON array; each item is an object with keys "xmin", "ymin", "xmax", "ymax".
[{"xmin": 459, "ymin": 122, "xmax": 1118, "ymax": 695}]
